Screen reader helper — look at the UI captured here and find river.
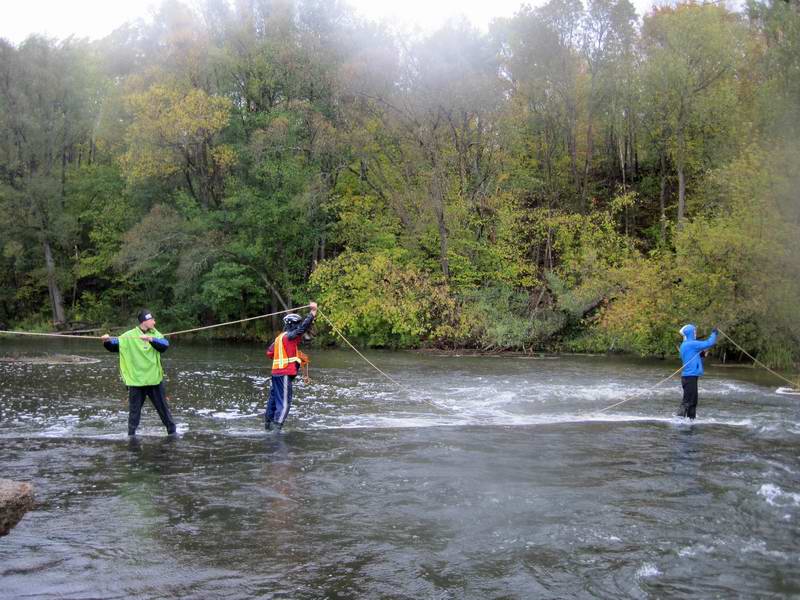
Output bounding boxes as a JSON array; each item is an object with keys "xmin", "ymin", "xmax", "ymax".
[{"xmin": 1, "ymin": 338, "xmax": 798, "ymax": 598}]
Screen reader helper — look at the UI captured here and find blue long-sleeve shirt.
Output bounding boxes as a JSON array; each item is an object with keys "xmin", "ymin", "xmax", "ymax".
[{"xmin": 679, "ymin": 324, "xmax": 717, "ymax": 377}]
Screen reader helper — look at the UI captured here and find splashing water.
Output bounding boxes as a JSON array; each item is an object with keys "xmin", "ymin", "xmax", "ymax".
[{"xmin": 1, "ymin": 338, "xmax": 798, "ymax": 598}]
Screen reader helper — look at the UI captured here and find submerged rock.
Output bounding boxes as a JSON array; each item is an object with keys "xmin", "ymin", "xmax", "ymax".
[
  {"xmin": 0, "ymin": 479, "xmax": 34, "ymax": 536},
  {"xmin": 0, "ymin": 354, "xmax": 100, "ymax": 365}
]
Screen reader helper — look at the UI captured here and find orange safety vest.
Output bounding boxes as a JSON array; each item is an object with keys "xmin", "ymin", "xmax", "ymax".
[{"xmin": 272, "ymin": 332, "xmax": 303, "ymax": 371}]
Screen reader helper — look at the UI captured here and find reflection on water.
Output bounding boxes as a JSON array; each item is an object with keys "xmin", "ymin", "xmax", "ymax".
[{"xmin": 0, "ymin": 338, "xmax": 799, "ymax": 598}]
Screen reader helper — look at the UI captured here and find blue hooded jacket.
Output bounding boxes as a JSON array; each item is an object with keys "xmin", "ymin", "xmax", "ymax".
[{"xmin": 679, "ymin": 324, "xmax": 717, "ymax": 377}]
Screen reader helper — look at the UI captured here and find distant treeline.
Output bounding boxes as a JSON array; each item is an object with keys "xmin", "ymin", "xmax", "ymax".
[{"xmin": 0, "ymin": 0, "xmax": 798, "ymax": 365}]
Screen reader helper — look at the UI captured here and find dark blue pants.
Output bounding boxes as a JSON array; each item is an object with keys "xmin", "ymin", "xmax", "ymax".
[
  {"xmin": 680, "ymin": 376, "xmax": 699, "ymax": 419},
  {"xmin": 266, "ymin": 375, "xmax": 293, "ymax": 426},
  {"xmin": 128, "ymin": 383, "xmax": 176, "ymax": 435}
]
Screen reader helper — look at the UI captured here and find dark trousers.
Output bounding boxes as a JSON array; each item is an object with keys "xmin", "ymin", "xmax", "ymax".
[
  {"xmin": 128, "ymin": 383, "xmax": 176, "ymax": 435},
  {"xmin": 266, "ymin": 375, "xmax": 293, "ymax": 426},
  {"xmin": 680, "ymin": 376, "xmax": 699, "ymax": 419}
]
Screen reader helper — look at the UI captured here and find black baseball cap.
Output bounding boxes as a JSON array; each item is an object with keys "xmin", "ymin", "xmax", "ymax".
[{"xmin": 137, "ymin": 309, "xmax": 154, "ymax": 323}]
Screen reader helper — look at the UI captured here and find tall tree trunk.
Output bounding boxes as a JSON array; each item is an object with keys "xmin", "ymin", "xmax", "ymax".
[
  {"xmin": 432, "ymin": 168, "xmax": 450, "ymax": 280},
  {"xmin": 568, "ymin": 131, "xmax": 580, "ymax": 198},
  {"xmin": 270, "ymin": 293, "xmax": 280, "ymax": 332},
  {"xmin": 676, "ymin": 110, "xmax": 686, "ymax": 228},
  {"xmin": 659, "ymin": 152, "xmax": 668, "ymax": 240},
  {"xmin": 628, "ymin": 111, "xmax": 638, "ymax": 179},
  {"xmin": 71, "ymin": 245, "xmax": 79, "ymax": 309},
  {"xmin": 43, "ymin": 237, "xmax": 66, "ymax": 326},
  {"xmin": 677, "ymin": 157, "xmax": 686, "ymax": 228},
  {"xmin": 566, "ymin": 102, "xmax": 581, "ymax": 197},
  {"xmin": 199, "ymin": 143, "xmax": 211, "ymax": 209},
  {"xmin": 581, "ymin": 112, "xmax": 594, "ymax": 209},
  {"xmin": 61, "ymin": 147, "xmax": 67, "ymax": 201},
  {"xmin": 256, "ymin": 271, "xmax": 288, "ymax": 311}
]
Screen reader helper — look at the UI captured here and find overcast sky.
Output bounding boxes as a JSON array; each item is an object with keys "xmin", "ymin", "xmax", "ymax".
[{"xmin": 0, "ymin": 0, "xmax": 662, "ymax": 45}]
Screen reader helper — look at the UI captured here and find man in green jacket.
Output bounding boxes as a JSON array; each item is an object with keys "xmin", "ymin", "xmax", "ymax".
[{"xmin": 102, "ymin": 309, "xmax": 177, "ymax": 436}]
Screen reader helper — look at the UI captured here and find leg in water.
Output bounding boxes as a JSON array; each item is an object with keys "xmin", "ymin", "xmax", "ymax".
[{"xmin": 678, "ymin": 376, "xmax": 699, "ymax": 419}]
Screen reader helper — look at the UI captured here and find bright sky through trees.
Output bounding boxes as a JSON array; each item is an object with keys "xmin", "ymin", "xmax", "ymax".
[{"xmin": 0, "ymin": 0, "xmax": 660, "ymax": 43}]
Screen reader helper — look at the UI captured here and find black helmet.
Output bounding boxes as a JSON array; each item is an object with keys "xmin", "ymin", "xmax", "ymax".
[{"xmin": 283, "ymin": 313, "xmax": 302, "ymax": 327}]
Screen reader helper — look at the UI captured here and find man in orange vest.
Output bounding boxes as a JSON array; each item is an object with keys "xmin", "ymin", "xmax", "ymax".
[{"xmin": 265, "ymin": 302, "xmax": 317, "ymax": 431}]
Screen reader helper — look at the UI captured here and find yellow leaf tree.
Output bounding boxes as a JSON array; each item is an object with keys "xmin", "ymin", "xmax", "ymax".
[{"xmin": 120, "ymin": 85, "xmax": 234, "ymax": 208}]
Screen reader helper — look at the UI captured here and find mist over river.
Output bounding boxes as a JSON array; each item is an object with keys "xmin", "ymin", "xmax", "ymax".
[{"xmin": 1, "ymin": 338, "xmax": 798, "ymax": 598}]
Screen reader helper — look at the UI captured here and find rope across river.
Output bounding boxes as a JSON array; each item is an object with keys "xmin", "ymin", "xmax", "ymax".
[
  {"xmin": 0, "ymin": 305, "xmax": 413, "ymax": 397},
  {"xmin": 316, "ymin": 309, "xmax": 406, "ymax": 390},
  {"xmin": 1, "ymin": 316, "xmax": 796, "ymax": 411},
  {"xmin": 589, "ymin": 327, "xmax": 798, "ymax": 414},
  {"xmin": 589, "ymin": 350, "xmax": 704, "ymax": 415},
  {"xmin": 717, "ymin": 329, "xmax": 798, "ymax": 389},
  {"xmin": 0, "ymin": 305, "xmax": 311, "ymax": 340}
]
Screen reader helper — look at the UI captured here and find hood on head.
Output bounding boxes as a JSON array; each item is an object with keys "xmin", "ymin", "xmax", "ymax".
[{"xmin": 679, "ymin": 324, "xmax": 696, "ymax": 341}]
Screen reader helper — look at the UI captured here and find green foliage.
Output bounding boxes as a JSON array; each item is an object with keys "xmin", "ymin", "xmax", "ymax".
[
  {"xmin": 0, "ymin": 0, "xmax": 797, "ymax": 368},
  {"xmin": 329, "ymin": 190, "xmax": 401, "ymax": 251},
  {"xmin": 458, "ymin": 284, "xmax": 567, "ymax": 351},
  {"xmin": 310, "ymin": 249, "xmax": 455, "ymax": 348},
  {"xmin": 747, "ymin": 0, "xmax": 800, "ymax": 137},
  {"xmin": 200, "ymin": 262, "xmax": 265, "ymax": 321},
  {"xmin": 596, "ymin": 142, "xmax": 800, "ymax": 364}
]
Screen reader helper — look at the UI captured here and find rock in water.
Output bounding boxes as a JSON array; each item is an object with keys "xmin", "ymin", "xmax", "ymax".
[{"xmin": 0, "ymin": 479, "xmax": 34, "ymax": 536}]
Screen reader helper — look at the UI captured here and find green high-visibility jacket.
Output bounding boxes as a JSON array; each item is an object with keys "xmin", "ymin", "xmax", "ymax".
[{"xmin": 116, "ymin": 327, "xmax": 166, "ymax": 387}]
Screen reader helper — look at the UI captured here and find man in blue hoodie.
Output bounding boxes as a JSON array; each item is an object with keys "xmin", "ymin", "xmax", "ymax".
[{"xmin": 677, "ymin": 324, "xmax": 718, "ymax": 419}]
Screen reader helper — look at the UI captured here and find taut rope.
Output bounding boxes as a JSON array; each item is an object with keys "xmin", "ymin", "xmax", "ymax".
[
  {"xmin": 590, "ymin": 352, "xmax": 702, "ymax": 415},
  {"xmin": 0, "ymin": 330, "xmax": 104, "ymax": 340},
  {"xmin": 316, "ymin": 309, "xmax": 406, "ymax": 389},
  {"xmin": 717, "ymin": 328, "xmax": 798, "ymax": 389},
  {"xmin": 316, "ymin": 309, "xmax": 442, "ymax": 409},
  {"xmin": 591, "ymin": 328, "xmax": 800, "ymax": 414},
  {"xmin": 0, "ymin": 306, "xmax": 310, "ymax": 340},
  {"xmin": 3, "ymin": 314, "xmax": 797, "ymax": 405},
  {"xmin": 164, "ymin": 306, "xmax": 311, "ymax": 337}
]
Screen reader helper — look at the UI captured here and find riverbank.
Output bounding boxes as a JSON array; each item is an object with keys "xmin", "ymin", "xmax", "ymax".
[{"xmin": 3, "ymin": 327, "xmax": 797, "ymax": 377}]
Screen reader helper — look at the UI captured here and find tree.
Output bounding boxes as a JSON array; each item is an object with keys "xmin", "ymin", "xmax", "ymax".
[
  {"xmin": 597, "ymin": 141, "xmax": 800, "ymax": 365},
  {"xmin": 746, "ymin": 0, "xmax": 800, "ymax": 137},
  {"xmin": 579, "ymin": 0, "xmax": 637, "ymax": 204},
  {"xmin": 345, "ymin": 20, "xmax": 503, "ymax": 281},
  {"xmin": 0, "ymin": 37, "xmax": 100, "ymax": 326},
  {"xmin": 641, "ymin": 3, "xmax": 741, "ymax": 227},
  {"xmin": 498, "ymin": 1, "xmax": 583, "ymax": 209},
  {"xmin": 120, "ymin": 85, "xmax": 234, "ymax": 209},
  {"xmin": 0, "ymin": 0, "xmax": 796, "ymax": 364}
]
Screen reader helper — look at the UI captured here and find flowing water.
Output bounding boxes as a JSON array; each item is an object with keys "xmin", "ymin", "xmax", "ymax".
[{"xmin": 1, "ymin": 338, "xmax": 798, "ymax": 599}]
